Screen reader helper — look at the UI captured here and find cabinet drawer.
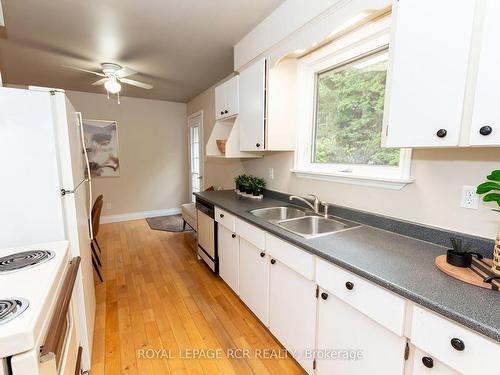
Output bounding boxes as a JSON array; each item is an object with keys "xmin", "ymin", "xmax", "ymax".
[
  {"xmin": 411, "ymin": 305, "xmax": 499, "ymax": 374},
  {"xmin": 215, "ymin": 207, "xmax": 235, "ymax": 231},
  {"xmin": 235, "ymin": 218, "xmax": 265, "ymax": 250},
  {"xmin": 316, "ymin": 258, "xmax": 406, "ymax": 336},
  {"xmin": 265, "ymin": 234, "xmax": 314, "ymax": 280},
  {"xmin": 411, "ymin": 347, "xmax": 459, "ymax": 375}
]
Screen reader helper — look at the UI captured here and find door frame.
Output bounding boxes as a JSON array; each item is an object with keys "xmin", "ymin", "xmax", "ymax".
[{"xmin": 187, "ymin": 110, "xmax": 204, "ymax": 200}]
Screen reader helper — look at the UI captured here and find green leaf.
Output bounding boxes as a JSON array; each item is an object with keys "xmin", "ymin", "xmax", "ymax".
[
  {"xmin": 487, "ymin": 170, "xmax": 500, "ymax": 181},
  {"xmin": 476, "ymin": 181, "xmax": 500, "ymax": 194},
  {"xmin": 483, "ymin": 193, "xmax": 500, "ymax": 207}
]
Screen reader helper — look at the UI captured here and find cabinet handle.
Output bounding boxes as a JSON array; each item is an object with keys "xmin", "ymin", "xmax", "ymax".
[
  {"xmin": 436, "ymin": 129, "xmax": 447, "ymax": 138},
  {"xmin": 224, "ymin": 110, "xmax": 228, "ymax": 114},
  {"xmin": 220, "ymin": 111, "xmax": 224, "ymax": 115},
  {"xmin": 321, "ymin": 292, "xmax": 328, "ymax": 300},
  {"xmin": 422, "ymin": 357, "xmax": 434, "ymax": 368},
  {"xmin": 219, "ymin": 213, "xmax": 224, "ymax": 218},
  {"xmin": 260, "ymin": 252, "xmax": 265, "ymax": 258},
  {"xmin": 231, "ymin": 233, "xmax": 236, "ymax": 239},
  {"xmin": 345, "ymin": 281, "xmax": 354, "ymax": 290},
  {"xmin": 479, "ymin": 125, "xmax": 492, "ymax": 136},
  {"xmin": 450, "ymin": 338, "xmax": 465, "ymax": 351},
  {"xmin": 270, "ymin": 259, "xmax": 276, "ymax": 265},
  {"xmin": 256, "ymin": 143, "xmax": 261, "ymax": 148}
]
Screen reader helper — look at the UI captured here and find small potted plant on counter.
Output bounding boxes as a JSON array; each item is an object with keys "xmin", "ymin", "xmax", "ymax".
[
  {"xmin": 250, "ymin": 176, "xmax": 266, "ymax": 198},
  {"xmin": 234, "ymin": 174, "xmax": 244, "ymax": 194},
  {"xmin": 476, "ymin": 169, "xmax": 500, "ymax": 275}
]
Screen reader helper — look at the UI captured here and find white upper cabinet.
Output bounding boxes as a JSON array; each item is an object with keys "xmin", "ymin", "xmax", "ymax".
[
  {"xmin": 469, "ymin": 0, "xmax": 500, "ymax": 146},
  {"xmin": 383, "ymin": 0, "xmax": 476, "ymax": 147},
  {"xmin": 239, "ymin": 58, "xmax": 266, "ymax": 151},
  {"xmin": 215, "ymin": 76, "xmax": 239, "ymax": 121}
]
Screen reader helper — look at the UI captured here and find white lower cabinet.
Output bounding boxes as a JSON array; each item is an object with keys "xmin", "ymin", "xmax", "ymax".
[
  {"xmin": 269, "ymin": 258, "xmax": 316, "ymax": 374},
  {"xmin": 238, "ymin": 237, "xmax": 269, "ymax": 325},
  {"xmin": 316, "ymin": 288, "xmax": 407, "ymax": 375},
  {"xmin": 410, "ymin": 347, "xmax": 460, "ymax": 375},
  {"xmin": 217, "ymin": 225, "xmax": 239, "ymax": 294}
]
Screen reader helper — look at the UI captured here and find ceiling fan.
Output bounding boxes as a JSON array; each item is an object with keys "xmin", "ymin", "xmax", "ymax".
[{"xmin": 63, "ymin": 63, "xmax": 153, "ymax": 101}]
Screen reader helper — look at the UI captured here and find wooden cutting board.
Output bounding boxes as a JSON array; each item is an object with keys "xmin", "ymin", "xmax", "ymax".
[{"xmin": 435, "ymin": 255, "xmax": 500, "ymax": 291}]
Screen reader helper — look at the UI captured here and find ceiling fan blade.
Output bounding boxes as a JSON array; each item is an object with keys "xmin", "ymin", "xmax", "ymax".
[
  {"xmin": 120, "ymin": 78, "xmax": 153, "ymax": 90},
  {"xmin": 62, "ymin": 65, "xmax": 106, "ymax": 77},
  {"xmin": 115, "ymin": 66, "xmax": 137, "ymax": 78},
  {"xmin": 92, "ymin": 78, "xmax": 108, "ymax": 86}
]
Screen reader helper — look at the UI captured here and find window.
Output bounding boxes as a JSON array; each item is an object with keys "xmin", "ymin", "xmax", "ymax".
[{"xmin": 294, "ymin": 15, "xmax": 412, "ymax": 189}]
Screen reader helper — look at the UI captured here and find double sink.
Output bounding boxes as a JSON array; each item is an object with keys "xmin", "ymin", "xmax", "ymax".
[{"xmin": 250, "ymin": 206, "xmax": 360, "ymax": 239}]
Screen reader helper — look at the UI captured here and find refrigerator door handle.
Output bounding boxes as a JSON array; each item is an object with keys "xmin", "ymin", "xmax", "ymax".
[{"xmin": 76, "ymin": 112, "xmax": 94, "ymax": 239}]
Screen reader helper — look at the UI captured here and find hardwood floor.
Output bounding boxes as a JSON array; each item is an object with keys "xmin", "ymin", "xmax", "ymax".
[{"xmin": 91, "ymin": 219, "xmax": 305, "ymax": 374}]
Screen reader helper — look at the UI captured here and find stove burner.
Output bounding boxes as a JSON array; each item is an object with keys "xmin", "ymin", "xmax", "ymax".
[
  {"xmin": 0, "ymin": 298, "xmax": 29, "ymax": 325},
  {"xmin": 0, "ymin": 250, "xmax": 55, "ymax": 274}
]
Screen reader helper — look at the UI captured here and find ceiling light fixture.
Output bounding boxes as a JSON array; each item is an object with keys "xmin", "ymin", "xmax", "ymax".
[{"xmin": 104, "ymin": 77, "xmax": 121, "ymax": 94}]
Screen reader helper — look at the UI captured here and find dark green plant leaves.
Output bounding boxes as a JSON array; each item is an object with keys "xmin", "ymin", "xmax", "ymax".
[
  {"xmin": 487, "ymin": 170, "xmax": 500, "ymax": 181},
  {"xmin": 476, "ymin": 181, "xmax": 500, "ymax": 194},
  {"xmin": 483, "ymin": 193, "xmax": 500, "ymax": 207}
]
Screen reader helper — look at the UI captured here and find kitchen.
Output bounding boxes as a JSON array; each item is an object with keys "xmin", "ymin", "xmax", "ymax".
[{"xmin": 0, "ymin": 0, "xmax": 499, "ymax": 374}]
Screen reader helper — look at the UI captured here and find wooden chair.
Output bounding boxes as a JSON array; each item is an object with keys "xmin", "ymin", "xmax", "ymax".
[{"xmin": 91, "ymin": 195, "xmax": 104, "ymax": 282}]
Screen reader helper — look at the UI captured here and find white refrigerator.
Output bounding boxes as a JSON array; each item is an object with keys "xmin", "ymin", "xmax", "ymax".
[{"xmin": 0, "ymin": 86, "xmax": 96, "ymax": 371}]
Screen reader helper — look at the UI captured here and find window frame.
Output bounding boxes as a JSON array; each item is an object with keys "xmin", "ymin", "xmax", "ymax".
[{"xmin": 293, "ymin": 15, "xmax": 413, "ymax": 190}]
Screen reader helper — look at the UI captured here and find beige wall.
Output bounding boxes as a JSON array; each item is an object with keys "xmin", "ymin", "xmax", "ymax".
[
  {"xmin": 67, "ymin": 90, "xmax": 188, "ymax": 217},
  {"xmin": 242, "ymin": 148, "xmax": 500, "ymax": 239},
  {"xmin": 187, "ymin": 80, "xmax": 245, "ymax": 190}
]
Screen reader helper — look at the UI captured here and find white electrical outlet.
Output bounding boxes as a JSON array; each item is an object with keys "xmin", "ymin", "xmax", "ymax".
[
  {"xmin": 106, "ymin": 202, "xmax": 112, "ymax": 210},
  {"xmin": 460, "ymin": 186, "xmax": 479, "ymax": 209},
  {"xmin": 269, "ymin": 167, "xmax": 274, "ymax": 180}
]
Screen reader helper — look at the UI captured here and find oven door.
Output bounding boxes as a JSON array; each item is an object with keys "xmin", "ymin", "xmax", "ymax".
[{"xmin": 9, "ymin": 257, "xmax": 82, "ymax": 375}]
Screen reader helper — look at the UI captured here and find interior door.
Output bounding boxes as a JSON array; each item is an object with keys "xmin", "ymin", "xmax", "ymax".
[{"xmin": 188, "ymin": 113, "xmax": 203, "ymax": 202}]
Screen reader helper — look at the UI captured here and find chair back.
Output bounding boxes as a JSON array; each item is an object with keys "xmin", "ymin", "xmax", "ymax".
[
  {"xmin": 92, "ymin": 196, "xmax": 104, "ymax": 238},
  {"xmin": 91, "ymin": 195, "xmax": 104, "ymax": 217}
]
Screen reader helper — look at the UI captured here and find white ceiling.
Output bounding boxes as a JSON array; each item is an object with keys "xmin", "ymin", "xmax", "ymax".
[{"xmin": 0, "ymin": 0, "xmax": 284, "ymax": 102}]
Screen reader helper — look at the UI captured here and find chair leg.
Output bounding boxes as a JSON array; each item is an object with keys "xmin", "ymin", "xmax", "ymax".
[
  {"xmin": 92, "ymin": 253, "xmax": 103, "ymax": 282},
  {"xmin": 91, "ymin": 242, "xmax": 101, "ymax": 267},
  {"xmin": 94, "ymin": 238, "xmax": 102, "ymax": 253},
  {"xmin": 182, "ymin": 220, "xmax": 187, "ymax": 231}
]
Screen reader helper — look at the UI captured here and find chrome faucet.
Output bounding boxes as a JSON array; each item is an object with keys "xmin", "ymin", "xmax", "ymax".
[{"xmin": 290, "ymin": 194, "xmax": 321, "ymax": 214}]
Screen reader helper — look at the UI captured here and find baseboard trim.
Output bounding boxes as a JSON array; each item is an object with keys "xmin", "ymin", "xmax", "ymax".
[{"xmin": 101, "ymin": 207, "xmax": 182, "ymax": 224}]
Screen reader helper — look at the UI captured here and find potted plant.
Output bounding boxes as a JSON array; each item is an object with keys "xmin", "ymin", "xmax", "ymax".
[
  {"xmin": 244, "ymin": 175, "xmax": 254, "ymax": 195},
  {"xmin": 476, "ymin": 169, "xmax": 500, "ymax": 275},
  {"xmin": 238, "ymin": 175, "xmax": 251, "ymax": 195},
  {"xmin": 234, "ymin": 174, "xmax": 244, "ymax": 193},
  {"xmin": 250, "ymin": 176, "xmax": 266, "ymax": 197}
]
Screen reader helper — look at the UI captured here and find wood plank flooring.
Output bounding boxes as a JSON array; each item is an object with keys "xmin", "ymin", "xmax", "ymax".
[{"xmin": 91, "ymin": 219, "xmax": 305, "ymax": 374}]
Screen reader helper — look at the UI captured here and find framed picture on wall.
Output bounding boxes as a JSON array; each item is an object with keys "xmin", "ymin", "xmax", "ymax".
[{"xmin": 82, "ymin": 119, "xmax": 120, "ymax": 177}]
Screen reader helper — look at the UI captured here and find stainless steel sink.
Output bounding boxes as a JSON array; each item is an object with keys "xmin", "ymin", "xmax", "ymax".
[
  {"xmin": 250, "ymin": 206, "xmax": 306, "ymax": 221},
  {"xmin": 278, "ymin": 216, "xmax": 359, "ymax": 238}
]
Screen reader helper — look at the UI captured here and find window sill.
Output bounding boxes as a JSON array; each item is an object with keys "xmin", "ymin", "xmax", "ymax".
[{"xmin": 291, "ymin": 169, "xmax": 414, "ymax": 190}]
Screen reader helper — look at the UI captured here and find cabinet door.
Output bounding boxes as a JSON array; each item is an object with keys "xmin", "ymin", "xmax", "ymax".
[
  {"xmin": 469, "ymin": 0, "xmax": 500, "ymax": 146},
  {"xmin": 214, "ymin": 82, "xmax": 225, "ymax": 121},
  {"xmin": 218, "ymin": 226, "xmax": 239, "ymax": 294},
  {"xmin": 239, "ymin": 238, "xmax": 269, "ymax": 325},
  {"xmin": 384, "ymin": 0, "xmax": 475, "ymax": 147},
  {"xmin": 269, "ymin": 259, "xmax": 316, "ymax": 374},
  {"xmin": 239, "ymin": 58, "xmax": 265, "ymax": 151},
  {"xmin": 411, "ymin": 347, "xmax": 460, "ymax": 375},
  {"xmin": 224, "ymin": 76, "xmax": 239, "ymax": 118},
  {"xmin": 316, "ymin": 288, "xmax": 406, "ymax": 375}
]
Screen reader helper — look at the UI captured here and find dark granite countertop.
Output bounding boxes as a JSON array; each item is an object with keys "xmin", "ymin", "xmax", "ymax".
[{"xmin": 195, "ymin": 190, "xmax": 500, "ymax": 343}]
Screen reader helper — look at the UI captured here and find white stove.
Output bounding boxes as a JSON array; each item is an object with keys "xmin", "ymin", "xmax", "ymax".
[{"xmin": 0, "ymin": 241, "xmax": 81, "ymax": 375}]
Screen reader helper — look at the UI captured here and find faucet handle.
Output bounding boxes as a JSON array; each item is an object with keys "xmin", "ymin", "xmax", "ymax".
[
  {"xmin": 307, "ymin": 194, "xmax": 320, "ymax": 202},
  {"xmin": 322, "ymin": 202, "xmax": 330, "ymax": 218}
]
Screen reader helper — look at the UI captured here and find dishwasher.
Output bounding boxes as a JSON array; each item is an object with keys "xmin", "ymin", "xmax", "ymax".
[{"xmin": 196, "ymin": 197, "xmax": 218, "ymax": 273}]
